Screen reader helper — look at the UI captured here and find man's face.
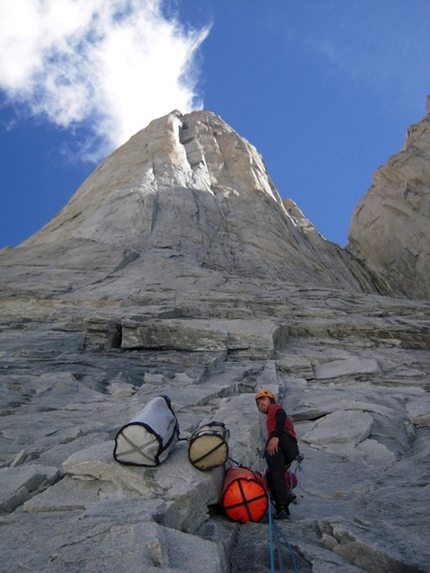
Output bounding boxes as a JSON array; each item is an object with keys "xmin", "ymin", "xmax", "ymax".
[{"xmin": 256, "ymin": 396, "xmax": 271, "ymax": 413}]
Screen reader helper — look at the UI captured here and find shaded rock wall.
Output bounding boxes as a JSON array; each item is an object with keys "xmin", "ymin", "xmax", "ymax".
[{"xmin": 348, "ymin": 99, "xmax": 430, "ymax": 300}]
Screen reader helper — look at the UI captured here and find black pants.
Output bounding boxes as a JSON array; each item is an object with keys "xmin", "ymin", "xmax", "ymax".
[{"xmin": 265, "ymin": 432, "xmax": 299, "ymax": 507}]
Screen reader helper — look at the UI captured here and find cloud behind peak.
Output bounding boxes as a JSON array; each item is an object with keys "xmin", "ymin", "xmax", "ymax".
[{"xmin": 0, "ymin": 0, "xmax": 210, "ymax": 161}]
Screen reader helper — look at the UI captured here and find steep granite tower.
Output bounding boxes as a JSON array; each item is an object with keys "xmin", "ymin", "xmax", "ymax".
[
  {"xmin": 348, "ymin": 99, "xmax": 430, "ymax": 300},
  {"xmin": 0, "ymin": 110, "xmax": 387, "ymax": 300}
]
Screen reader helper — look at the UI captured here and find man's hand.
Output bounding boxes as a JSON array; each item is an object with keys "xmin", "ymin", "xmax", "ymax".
[{"xmin": 266, "ymin": 436, "xmax": 279, "ymax": 455}]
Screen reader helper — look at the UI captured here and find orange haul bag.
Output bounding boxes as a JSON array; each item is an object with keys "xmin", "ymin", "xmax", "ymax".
[{"xmin": 221, "ymin": 466, "xmax": 268, "ymax": 523}]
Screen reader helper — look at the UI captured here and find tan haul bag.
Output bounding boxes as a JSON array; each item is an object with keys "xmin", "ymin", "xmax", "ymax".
[{"xmin": 188, "ymin": 421, "xmax": 229, "ymax": 470}]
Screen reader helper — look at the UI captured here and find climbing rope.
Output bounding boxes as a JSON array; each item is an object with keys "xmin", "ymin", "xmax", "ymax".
[
  {"xmin": 272, "ymin": 522, "xmax": 299, "ymax": 573},
  {"xmin": 268, "ymin": 497, "xmax": 276, "ymax": 573},
  {"xmin": 267, "ymin": 493, "xmax": 299, "ymax": 573},
  {"xmin": 272, "ymin": 523, "xmax": 286, "ymax": 573},
  {"xmin": 291, "ymin": 454, "xmax": 308, "ymax": 495}
]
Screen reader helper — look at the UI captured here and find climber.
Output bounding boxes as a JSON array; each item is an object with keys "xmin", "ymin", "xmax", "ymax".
[{"xmin": 255, "ymin": 389, "xmax": 300, "ymax": 520}]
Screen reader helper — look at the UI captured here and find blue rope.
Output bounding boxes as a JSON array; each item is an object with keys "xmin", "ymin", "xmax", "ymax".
[
  {"xmin": 267, "ymin": 456, "xmax": 304, "ymax": 572},
  {"xmin": 272, "ymin": 524, "xmax": 286, "ymax": 573},
  {"xmin": 292, "ymin": 460, "xmax": 308, "ymax": 494},
  {"xmin": 273, "ymin": 522, "xmax": 299, "ymax": 573},
  {"xmin": 268, "ymin": 498, "xmax": 276, "ymax": 573}
]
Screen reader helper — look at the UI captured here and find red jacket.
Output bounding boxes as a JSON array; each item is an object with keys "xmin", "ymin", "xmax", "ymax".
[{"xmin": 266, "ymin": 404, "xmax": 297, "ymax": 441}]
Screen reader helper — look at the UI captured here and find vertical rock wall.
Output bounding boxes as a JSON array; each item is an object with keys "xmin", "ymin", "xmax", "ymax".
[{"xmin": 348, "ymin": 99, "xmax": 430, "ymax": 300}]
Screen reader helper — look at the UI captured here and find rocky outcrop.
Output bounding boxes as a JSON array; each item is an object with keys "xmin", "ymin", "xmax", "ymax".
[
  {"xmin": 347, "ymin": 98, "xmax": 430, "ymax": 300},
  {"xmin": 0, "ymin": 109, "xmax": 430, "ymax": 572},
  {"xmin": 1, "ymin": 288, "xmax": 429, "ymax": 573}
]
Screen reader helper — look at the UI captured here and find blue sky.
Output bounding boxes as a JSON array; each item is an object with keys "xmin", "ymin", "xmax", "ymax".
[{"xmin": 1, "ymin": 0, "xmax": 429, "ymax": 249}]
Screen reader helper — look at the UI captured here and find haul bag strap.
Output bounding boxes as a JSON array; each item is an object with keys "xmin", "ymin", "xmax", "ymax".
[
  {"xmin": 159, "ymin": 419, "xmax": 179, "ymax": 453},
  {"xmin": 116, "ymin": 426, "xmax": 159, "ymax": 465},
  {"xmin": 223, "ymin": 478, "xmax": 267, "ymax": 523},
  {"xmin": 114, "ymin": 422, "xmax": 162, "ymax": 464},
  {"xmin": 191, "ymin": 437, "xmax": 227, "ymax": 465},
  {"xmin": 205, "ymin": 421, "xmax": 227, "ymax": 429},
  {"xmin": 223, "ymin": 482, "xmax": 267, "ymax": 508},
  {"xmin": 158, "ymin": 394, "xmax": 179, "ymax": 454}
]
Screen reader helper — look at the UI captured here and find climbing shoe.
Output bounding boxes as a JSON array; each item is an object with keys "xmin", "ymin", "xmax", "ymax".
[{"xmin": 274, "ymin": 506, "xmax": 290, "ymax": 520}]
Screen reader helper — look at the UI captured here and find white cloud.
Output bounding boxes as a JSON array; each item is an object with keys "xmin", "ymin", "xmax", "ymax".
[{"xmin": 0, "ymin": 0, "xmax": 210, "ymax": 160}]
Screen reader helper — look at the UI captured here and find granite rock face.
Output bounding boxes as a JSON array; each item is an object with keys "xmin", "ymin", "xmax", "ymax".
[
  {"xmin": 348, "ymin": 99, "xmax": 430, "ymax": 300},
  {"xmin": 0, "ymin": 110, "xmax": 430, "ymax": 573},
  {"xmin": 0, "ymin": 110, "xmax": 389, "ymax": 300}
]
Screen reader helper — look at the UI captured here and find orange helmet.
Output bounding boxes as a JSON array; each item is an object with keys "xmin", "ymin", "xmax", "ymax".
[{"xmin": 255, "ymin": 389, "xmax": 275, "ymax": 402}]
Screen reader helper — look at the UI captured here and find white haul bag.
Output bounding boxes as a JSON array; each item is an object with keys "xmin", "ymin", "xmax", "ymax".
[{"xmin": 114, "ymin": 395, "xmax": 179, "ymax": 466}]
